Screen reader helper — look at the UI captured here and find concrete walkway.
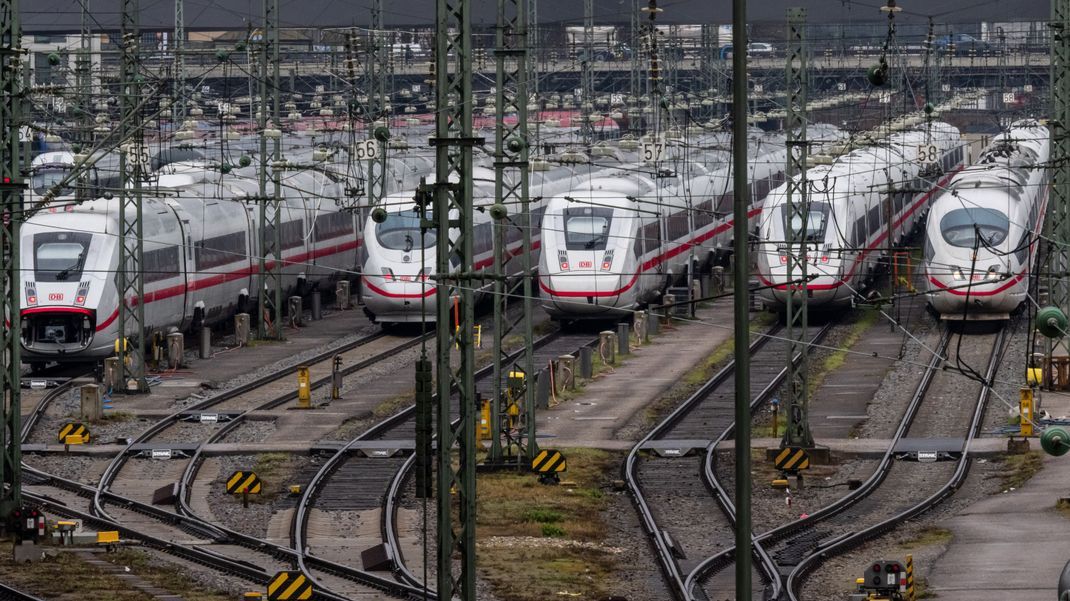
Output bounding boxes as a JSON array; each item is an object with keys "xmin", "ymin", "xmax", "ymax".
[{"xmin": 926, "ymin": 392, "xmax": 1070, "ymax": 600}]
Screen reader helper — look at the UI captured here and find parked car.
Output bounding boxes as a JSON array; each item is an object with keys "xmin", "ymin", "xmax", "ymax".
[
  {"xmin": 718, "ymin": 42, "xmax": 776, "ymax": 59},
  {"xmin": 933, "ymin": 34, "xmax": 996, "ymax": 56}
]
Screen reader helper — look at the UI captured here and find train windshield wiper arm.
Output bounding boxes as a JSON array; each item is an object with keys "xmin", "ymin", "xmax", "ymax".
[
  {"xmin": 54, "ymin": 253, "xmax": 84, "ymax": 281},
  {"xmin": 584, "ymin": 233, "xmax": 607, "ymax": 249}
]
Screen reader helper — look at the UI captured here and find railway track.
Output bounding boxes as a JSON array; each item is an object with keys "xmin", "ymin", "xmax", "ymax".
[
  {"xmin": 298, "ymin": 328, "xmax": 604, "ymax": 598},
  {"xmin": 685, "ymin": 320, "xmax": 1010, "ymax": 600},
  {"xmin": 20, "ymin": 331, "xmax": 433, "ymax": 600},
  {"xmin": 623, "ymin": 319, "xmax": 833, "ymax": 600}
]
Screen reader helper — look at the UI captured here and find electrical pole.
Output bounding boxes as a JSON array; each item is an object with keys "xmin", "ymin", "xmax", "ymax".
[
  {"xmin": 366, "ymin": 0, "xmax": 389, "ymax": 210},
  {"xmin": 580, "ymin": 0, "xmax": 594, "ymax": 145},
  {"xmin": 781, "ymin": 7, "xmax": 815, "ymax": 450},
  {"xmin": 173, "ymin": 0, "xmax": 185, "ymax": 122},
  {"xmin": 1049, "ymin": 0, "xmax": 1070, "ymax": 315},
  {"xmin": 432, "ymin": 0, "xmax": 479, "ymax": 596},
  {"xmin": 0, "ymin": 0, "xmax": 24, "ymax": 519},
  {"xmin": 76, "ymin": 0, "xmax": 92, "ymax": 151},
  {"xmin": 257, "ymin": 0, "xmax": 283, "ymax": 340},
  {"xmin": 489, "ymin": 0, "xmax": 533, "ymax": 466},
  {"xmin": 117, "ymin": 0, "xmax": 149, "ymax": 393},
  {"xmin": 730, "ymin": 0, "xmax": 751, "ymax": 598}
]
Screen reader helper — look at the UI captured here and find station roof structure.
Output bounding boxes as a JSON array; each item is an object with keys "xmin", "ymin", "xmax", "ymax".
[{"xmin": 21, "ymin": 0, "xmax": 1052, "ymax": 33}]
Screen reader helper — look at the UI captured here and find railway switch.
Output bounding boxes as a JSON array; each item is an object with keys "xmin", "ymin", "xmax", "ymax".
[{"xmin": 296, "ymin": 366, "xmax": 311, "ymax": 408}]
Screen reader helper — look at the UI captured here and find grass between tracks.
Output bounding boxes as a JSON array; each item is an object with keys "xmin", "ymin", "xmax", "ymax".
[
  {"xmin": 250, "ymin": 451, "xmax": 301, "ymax": 502},
  {"xmin": 476, "ymin": 447, "xmax": 622, "ymax": 601},
  {"xmin": 0, "ymin": 549, "xmax": 231, "ymax": 601},
  {"xmin": 993, "ymin": 450, "xmax": 1044, "ymax": 492}
]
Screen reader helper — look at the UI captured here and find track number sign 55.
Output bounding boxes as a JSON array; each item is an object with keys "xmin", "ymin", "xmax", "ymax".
[
  {"xmin": 640, "ymin": 141, "xmax": 665, "ymax": 163},
  {"xmin": 354, "ymin": 139, "xmax": 381, "ymax": 161}
]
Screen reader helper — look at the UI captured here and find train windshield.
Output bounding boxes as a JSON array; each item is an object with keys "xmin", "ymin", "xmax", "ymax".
[
  {"xmin": 31, "ymin": 167, "xmax": 75, "ymax": 196},
  {"xmin": 33, "ymin": 232, "xmax": 92, "ymax": 282},
  {"xmin": 563, "ymin": 207, "xmax": 614, "ymax": 250},
  {"xmin": 376, "ymin": 209, "xmax": 436, "ymax": 251},
  {"xmin": 780, "ymin": 202, "xmax": 829, "ymax": 243},
  {"xmin": 939, "ymin": 208, "xmax": 1009, "ymax": 248}
]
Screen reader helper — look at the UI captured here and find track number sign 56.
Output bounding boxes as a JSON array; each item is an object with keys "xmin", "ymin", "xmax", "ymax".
[
  {"xmin": 640, "ymin": 141, "xmax": 666, "ymax": 163},
  {"xmin": 916, "ymin": 144, "xmax": 939, "ymax": 165},
  {"xmin": 354, "ymin": 139, "xmax": 381, "ymax": 161}
]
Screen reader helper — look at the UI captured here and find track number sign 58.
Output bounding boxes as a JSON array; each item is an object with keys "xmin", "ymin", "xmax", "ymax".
[
  {"xmin": 354, "ymin": 139, "xmax": 381, "ymax": 161},
  {"xmin": 916, "ymin": 144, "xmax": 939, "ymax": 165}
]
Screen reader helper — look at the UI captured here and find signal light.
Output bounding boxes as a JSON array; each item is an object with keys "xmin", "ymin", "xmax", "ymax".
[
  {"xmin": 872, "ymin": 563, "xmax": 881, "ymax": 573},
  {"xmin": 2, "ymin": 177, "xmax": 10, "ymax": 184},
  {"xmin": 891, "ymin": 564, "xmax": 901, "ymax": 572}
]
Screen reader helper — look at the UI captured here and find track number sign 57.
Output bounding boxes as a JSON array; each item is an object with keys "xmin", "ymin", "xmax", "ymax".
[
  {"xmin": 354, "ymin": 139, "xmax": 381, "ymax": 161},
  {"xmin": 640, "ymin": 141, "xmax": 665, "ymax": 163},
  {"xmin": 916, "ymin": 144, "xmax": 939, "ymax": 165}
]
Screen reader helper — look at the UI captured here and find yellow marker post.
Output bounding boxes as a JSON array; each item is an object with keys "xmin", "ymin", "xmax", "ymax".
[
  {"xmin": 478, "ymin": 399, "xmax": 491, "ymax": 442},
  {"xmin": 905, "ymin": 554, "xmax": 916, "ymax": 601},
  {"xmin": 296, "ymin": 366, "xmax": 311, "ymax": 408},
  {"xmin": 1020, "ymin": 387, "xmax": 1035, "ymax": 437}
]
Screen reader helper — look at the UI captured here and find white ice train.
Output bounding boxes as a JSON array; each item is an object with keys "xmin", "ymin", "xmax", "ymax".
[
  {"xmin": 359, "ymin": 163, "xmax": 596, "ymax": 324},
  {"xmin": 923, "ymin": 120, "xmax": 1050, "ymax": 318},
  {"xmin": 19, "ymin": 163, "xmax": 358, "ymax": 365},
  {"xmin": 757, "ymin": 123, "xmax": 966, "ymax": 309},
  {"xmin": 537, "ymin": 130, "xmax": 826, "ymax": 320}
]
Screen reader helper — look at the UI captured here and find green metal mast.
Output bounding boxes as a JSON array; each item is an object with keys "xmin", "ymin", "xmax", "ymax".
[
  {"xmin": 489, "ymin": 0, "xmax": 533, "ymax": 466},
  {"xmin": 730, "ymin": 0, "xmax": 751, "ymax": 596},
  {"xmin": 781, "ymin": 7, "xmax": 814, "ymax": 450},
  {"xmin": 580, "ymin": 0, "xmax": 594, "ymax": 145},
  {"xmin": 432, "ymin": 0, "xmax": 478, "ymax": 595},
  {"xmin": 366, "ymin": 0, "xmax": 389, "ymax": 210},
  {"xmin": 76, "ymin": 0, "xmax": 92, "ymax": 152},
  {"xmin": 257, "ymin": 0, "xmax": 283, "ymax": 340},
  {"xmin": 117, "ymin": 0, "xmax": 149, "ymax": 393},
  {"xmin": 173, "ymin": 0, "xmax": 185, "ymax": 122},
  {"xmin": 0, "ymin": 0, "xmax": 24, "ymax": 518},
  {"xmin": 1049, "ymin": 0, "xmax": 1070, "ymax": 315}
]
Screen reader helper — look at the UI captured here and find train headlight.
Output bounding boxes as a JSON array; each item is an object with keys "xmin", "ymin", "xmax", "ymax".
[
  {"xmin": 380, "ymin": 267, "xmax": 395, "ymax": 282},
  {"xmin": 985, "ymin": 265, "xmax": 1001, "ymax": 281},
  {"xmin": 952, "ymin": 267, "xmax": 965, "ymax": 281},
  {"xmin": 601, "ymin": 250, "xmax": 615, "ymax": 271}
]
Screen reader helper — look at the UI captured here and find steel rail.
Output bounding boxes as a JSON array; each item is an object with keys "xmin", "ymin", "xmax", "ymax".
[
  {"xmin": 380, "ymin": 331, "xmax": 606, "ymax": 593},
  {"xmin": 695, "ymin": 323, "xmax": 837, "ymax": 600},
  {"xmin": 622, "ymin": 321, "xmax": 791, "ymax": 600},
  {"xmin": 685, "ymin": 326, "xmax": 955, "ymax": 597},
  {"xmin": 92, "ymin": 330, "xmax": 388, "ymax": 521},
  {"xmin": 783, "ymin": 324, "xmax": 1009, "ymax": 600},
  {"xmin": 297, "ymin": 329, "xmax": 601, "ymax": 597}
]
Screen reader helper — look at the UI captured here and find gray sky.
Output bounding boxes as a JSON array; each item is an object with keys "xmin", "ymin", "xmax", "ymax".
[{"xmin": 21, "ymin": 0, "xmax": 1050, "ymax": 33}]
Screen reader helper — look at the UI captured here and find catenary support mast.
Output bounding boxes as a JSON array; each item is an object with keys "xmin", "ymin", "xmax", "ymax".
[
  {"xmin": 781, "ymin": 7, "xmax": 815, "ymax": 449},
  {"xmin": 432, "ymin": 0, "xmax": 479, "ymax": 596},
  {"xmin": 0, "ymin": 0, "xmax": 24, "ymax": 518},
  {"xmin": 489, "ymin": 0, "xmax": 533, "ymax": 465},
  {"xmin": 117, "ymin": 0, "xmax": 149, "ymax": 393}
]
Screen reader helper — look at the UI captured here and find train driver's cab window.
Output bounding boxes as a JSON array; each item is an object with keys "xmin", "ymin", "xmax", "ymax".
[
  {"xmin": 939, "ymin": 208, "xmax": 1009, "ymax": 248},
  {"xmin": 564, "ymin": 207, "xmax": 613, "ymax": 251},
  {"xmin": 34, "ymin": 232, "xmax": 92, "ymax": 282},
  {"xmin": 376, "ymin": 209, "xmax": 436, "ymax": 251},
  {"xmin": 781, "ymin": 202, "xmax": 829, "ymax": 243}
]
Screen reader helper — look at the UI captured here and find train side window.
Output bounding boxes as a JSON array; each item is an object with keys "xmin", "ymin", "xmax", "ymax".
[
  {"xmin": 144, "ymin": 246, "xmax": 181, "ymax": 283},
  {"xmin": 474, "ymin": 222, "xmax": 494, "ymax": 256},
  {"xmin": 196, "ymin": 231, "xmax": 247, "ymax": 270},
  {"xmin": 314, "ymin": 212, "xmax": 354, "ymax": 241},
  {"xmin": 694, "ymin": 199, "xmax": 714, "ymax": 230},
  {"xmin": 867, "ymin": 204, "xmax": 881, "ymax": 236}
]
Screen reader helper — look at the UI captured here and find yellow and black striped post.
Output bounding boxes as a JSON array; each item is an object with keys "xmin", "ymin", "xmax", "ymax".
[
  {"xmin": 266, "ymin": 571, "xmax": 313, "ymax": 600},
  {"xmin": 531, "ymin": 449, "xmax": 566, "ymax": 483},
  {"xmin": 774, "ymin": 446, "xmax": 810, "ymax": 472},
  {"xmin": 905, "ymin": 554, "xmax": 916, "ymax": 601},
  {"xmin": 57, "ymin": 422, "xmax": 90, "ymax": 444},
  {"xmin": 227, "ymin": 471, "xmax": 262, "ymax": 507}
]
